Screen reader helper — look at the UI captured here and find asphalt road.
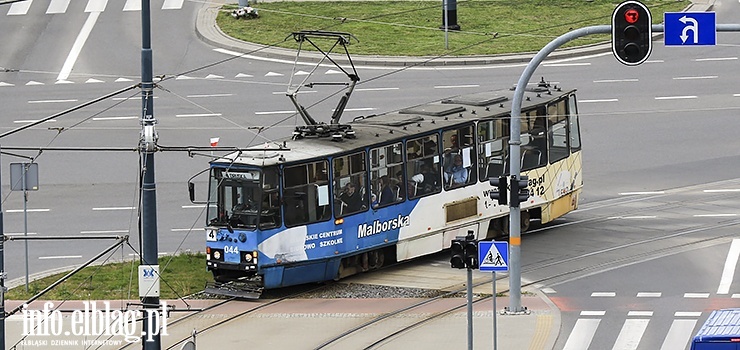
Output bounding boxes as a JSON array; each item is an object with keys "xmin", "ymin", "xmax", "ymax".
[{"xmin": 0, "ymin": 1, "xmax": 740, "ymax": 349}]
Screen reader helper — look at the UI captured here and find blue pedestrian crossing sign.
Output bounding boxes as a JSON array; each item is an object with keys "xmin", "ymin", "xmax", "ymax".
[
  {"xmin": 478, "ymin": 241, "xmax": 509, "ymax": 272},
  {"xmin": 664, "ymin": 12, "xmax": 716, "ymax": 46}
]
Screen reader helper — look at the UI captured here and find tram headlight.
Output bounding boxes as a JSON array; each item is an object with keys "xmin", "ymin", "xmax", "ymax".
[
  {"xmin": 213, "ymin": 250, "xmax": 221, "ymax": 260},
  {"xmin": 244, "ymin": 253, "xmax": 252, "ymax": 262}
]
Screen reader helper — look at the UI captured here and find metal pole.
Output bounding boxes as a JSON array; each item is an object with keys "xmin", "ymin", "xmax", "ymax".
[
  {"xmin": 0, "ymin": 145, "xmax": 5, "ymax": 350},
  {"xmin": 508, "ymin": 25, "xmax": 610, "ymax": 313},
  {"xmin": 443, "ymin": 0, "xmax": 448, "ymax": 49},
  {"xmin": 141, "ymin": 0, "xmax": 160, "ymax": 349},
  {"xmin": 467, "ymin": 267, "xmax": 473, "ymax": 350},
  {"xmin": 493, "ymin": 271, "xmax": 497, "ymax": 350},
  {"xmin": 22, "ymin": 164, "xmax": 28, "ymax": 292}
]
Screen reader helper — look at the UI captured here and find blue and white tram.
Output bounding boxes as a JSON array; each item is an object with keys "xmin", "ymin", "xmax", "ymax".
[{"xmin": 197, "ymin": 84, "xmax": 583, "ymax": 293}]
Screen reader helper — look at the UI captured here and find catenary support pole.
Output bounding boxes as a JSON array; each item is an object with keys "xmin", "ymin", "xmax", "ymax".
[{"xmin": 140, "ymin": 0, "xmax": 161, "ymax": 349}]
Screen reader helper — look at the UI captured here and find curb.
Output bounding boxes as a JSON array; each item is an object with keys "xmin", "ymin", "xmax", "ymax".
[{"xmin": 195, "ymin": 1, "xmax": 708, "ymax": 67}]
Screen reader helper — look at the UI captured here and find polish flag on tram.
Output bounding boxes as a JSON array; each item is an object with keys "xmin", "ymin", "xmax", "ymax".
[{"xmin": 210, "ymin": 137, "xmax": 220, "ymax": 147}]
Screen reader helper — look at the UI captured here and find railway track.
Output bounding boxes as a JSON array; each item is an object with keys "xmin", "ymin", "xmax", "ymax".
[{"xmin": 309, "ymin": 179, "xmax": 740, "ymax": 348}]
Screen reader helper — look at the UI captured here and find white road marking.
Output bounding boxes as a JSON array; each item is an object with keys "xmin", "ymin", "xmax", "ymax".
[
  {"xmin": 693, "ymin": 214, "xmax": 738, "ymax": 217},
  {"xmin": 591, "ymin": 292, "xmax": 616, "ymax": 297},
  {"xmin": 175, "ymin": 113, "xmax": 222, "ymax": 118},
  {"xmin": 6, "ymin": 209, "xmax": 50, "ymax": 213},
  {"xmin": 627, "ymin": 311, "xmax": 653, "ymax": 317},
  {"xmin": 579, "ymin": 99, "xmax": 618, "ymax": 103},
  {"xmin": 563, "ymin": 319, "xmax": 600, "ymax": 350},
  {"xmin": 593, "ymin": 79, "xmax": 638, "ymax": 83},
  {"xmin": 26, "ymin": 81, "xmax": 44, "ymax": 86},
  {"xmin": 171, "ymin": 228, "xmax": 195, "ymax": 232},
  {"xmin": 6, "ymin": 232, "xmax": 37, "ymax": 236},
  {"xmin": 636, "ymin": 292, "xmax": 661, "ymax": 298},
  {"xmin": 272, "ymin": 91, "xmax": 316, "ymax": 95},
  {"xmin": 55, "ymin": 80, "xmax": 73, "ymax": 85},
  {"xmin": 580, "ymin": 311, "xmax": 606, "ymax": 316},
  {"xmin": 123, "ymin": 0, "xmax": 140, "ymax": 11},
  {"xmin": 612, "ymin": 319, "xmax": 650, "ymax": 350},
  {"xmin": 704, "ymin": 189, "xmax": 740, "ymax": 193},
  {"xmin": 187, "ymin": 94, "xmax": 233, "ymax": 98},
  {"xmin": 84, "ymin": 0, "xmax": 108, "ymax": 12},
  {"xmin": 0, "ymin": 82, "xmax": 14, "ymax": 87},
  {"xmin": 92, "ymin": 116, "xmax": 138, "ymax": 121},
  {"xmin": 695, "ymin": 57, "xmax": 737, "ymax": 62},
  {"xmin": 28, "ymin": 99, "xmax": 77, "ymax": 104},
  {"xmin": 683, "ymin": 293, "xmax": 710, "ymax": 298},
  {"xmin": 541, "ymin": 288, "xmax": 556, "ymax": 294},
  {"xmin": 718, "ymin": 239, "xmax": 740, "ymax": 294},
  {"xmin": 205, "ymin": 74, "xmax": 223, "ymax": 79},
  {"xmin": 434, "ymin": 84, "xmax": 479, "ymax": 89},
  {"xmin": 92, "ymin": 207, "xmax": 135, "ymax": 211},
  {"xmin": 162, "ymin": 0, "xmax": 185, "ymax": 9},
  {"xmin": 39, "ymin": 255, "xmax": 82, "ymax": 260},
  {"xmin": 660, "ymin": 319, "xmax": 697, "ymax": 350},
  {"xmin": 672, "ymin": 76, "xmax": 718, "ymax": 80},
  {"xmin": 8, "ymin": 1, "xmax": 32, "ymax": 15},
  {"xmin": 58, "ymin": 12, "xmax": 101, "ymax": 81},
  {"xmin": 356, "ymin": 87, "xmax": 399, "ymax": 92},
  {"xmin": 255, "ymin": 110, "xmax": 295, "ymax": 115},
  {"xmin": 654, "ymin": 95, "xmax": 698, "ymax": 100},
  {"xmin": 85, "ymin": 78, "xmax": 104, "ymax": 83},
  {"xmin": 619, "ymin": 191, "xmax": 665, "ymax": 195},
  {"xmin": 674, "ymin": 311, "xmax": 702, "ymax": 317},
  {"xmin": 47, "ymin": 0, "xmax": 72, "ymax": 14}
]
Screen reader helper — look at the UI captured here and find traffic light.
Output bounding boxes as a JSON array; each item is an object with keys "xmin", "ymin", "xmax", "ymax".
[
  {"xmin": 450, "ymin": 238, "xmax": 466, "ymax": 268},
  {"xmin": 510, "ymin": 175, "xmax": 529, "ymax": 207},
  {"xmin": 450, "ymin": 233, "xmax": 478, "ymax": 269},
  {"xmin": 612, "ymin": 1, "xmax": 652, "ymax": 66},
  {"xmin": 464, "ymin": 240, "xmax": 478, "ymax": 269},
  {"xmin": 489, "ymin": 176, "xmax": 508, "ymax": 205}
]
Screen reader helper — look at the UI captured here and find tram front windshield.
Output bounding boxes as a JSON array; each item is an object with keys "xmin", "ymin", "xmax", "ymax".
[{"xmin": 208, "ymin": 168, "xmax": 263, "ymax": 229}]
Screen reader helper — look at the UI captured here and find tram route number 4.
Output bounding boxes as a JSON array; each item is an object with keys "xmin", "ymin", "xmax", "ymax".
[{"xmin": 478, "ymin": 241, "xmax": 509, "ymax": 272}]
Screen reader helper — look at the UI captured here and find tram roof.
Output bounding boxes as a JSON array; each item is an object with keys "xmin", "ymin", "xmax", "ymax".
[{"xmin": 212, "ymin": 86, "xmax": 575, "ymax": 168}]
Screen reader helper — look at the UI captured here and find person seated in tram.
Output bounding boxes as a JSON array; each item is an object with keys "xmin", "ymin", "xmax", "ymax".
[
  {"xmin": 339, "ymin": 182, "xmax": 363, "ymax": 213},
  {"xmin": 444, "ymin": 154, "xmax": 468, "ymax": 187},
  {"xmin": 378, "ymin": 175, "xmax": 396, "ymax": 206},
  {"xmin": 411, "ymin": 163, "xmax": 439, "ymax": 195}
]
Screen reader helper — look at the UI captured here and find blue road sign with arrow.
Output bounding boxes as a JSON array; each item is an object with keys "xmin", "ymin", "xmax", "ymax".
[
  {"xmin": 478, "ymin": 241, "xmax": 509, "ymax": 272},
  {"xmin": 664, "ymin": 12, "xmax": 716, "ymax": 46}
]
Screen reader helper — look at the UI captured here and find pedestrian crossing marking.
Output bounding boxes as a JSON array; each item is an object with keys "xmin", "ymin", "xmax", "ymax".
[
  {"xmin": 660, "ymin": 319, "xmax": 697, "ymax": 350},
  {"xmin": 563, "ymin": 319, "xmax": 600, "ymax": 350},
  {"xmin": 47, "ymin": 0, "xmax": 71, "ymax": 14},
  {"xmin": 612, "ymin": 319, "xmax": 649, "ymax": 350},
  {"xmin": 4, "ymin": 0, "xmax": 184, "ymax": 16}
]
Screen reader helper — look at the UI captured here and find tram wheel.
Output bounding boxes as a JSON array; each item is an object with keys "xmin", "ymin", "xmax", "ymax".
[
  {"xmin": 369, "ymin": 250, "xmax": 385, "ymax": 269},
  {"xmin": 521, "ymin": 211, "xmax": 531, "ymax": 232}
]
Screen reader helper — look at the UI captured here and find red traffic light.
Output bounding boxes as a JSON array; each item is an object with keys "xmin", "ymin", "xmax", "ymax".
[{"xmin": 624, "ymin": 9, "xmax": 639, "ymax": 24}]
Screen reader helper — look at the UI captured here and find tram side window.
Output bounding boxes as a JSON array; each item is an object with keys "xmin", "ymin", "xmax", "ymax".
[
  {"xmin": 568, "ymin": 95, "xmax": 582, "ymax": 151},
  {"xmin": 260, "ymin": 167, "xmax": 281, "ymax": 229},
  {"xmin": 406, "ymin": 134, "xmax": 441, "ymax": 198},
  {"xmin": 547, "ymin": 98, "xmax": 570, "ymax": 163},
  {"xmin": 369, "ymin": 143, "xmax": 403, "ymax": 208},
  {"xmin": 442, "ymin": 126, "xmax": 477, "ymax": 189},
  {"xmin": 477, "ymin": 118, "xmax": 509, "ymax": 180},
  {"xmin": 333, "ymin": 151, "xmax": 367, "ymax": 218},
  {"xmin": 283, "ymin": 160, "xmax": 331, "ymax": 227},
  {"xmin": 521, "ymin": 107, "xmax": 548, "ymax": 171}
]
